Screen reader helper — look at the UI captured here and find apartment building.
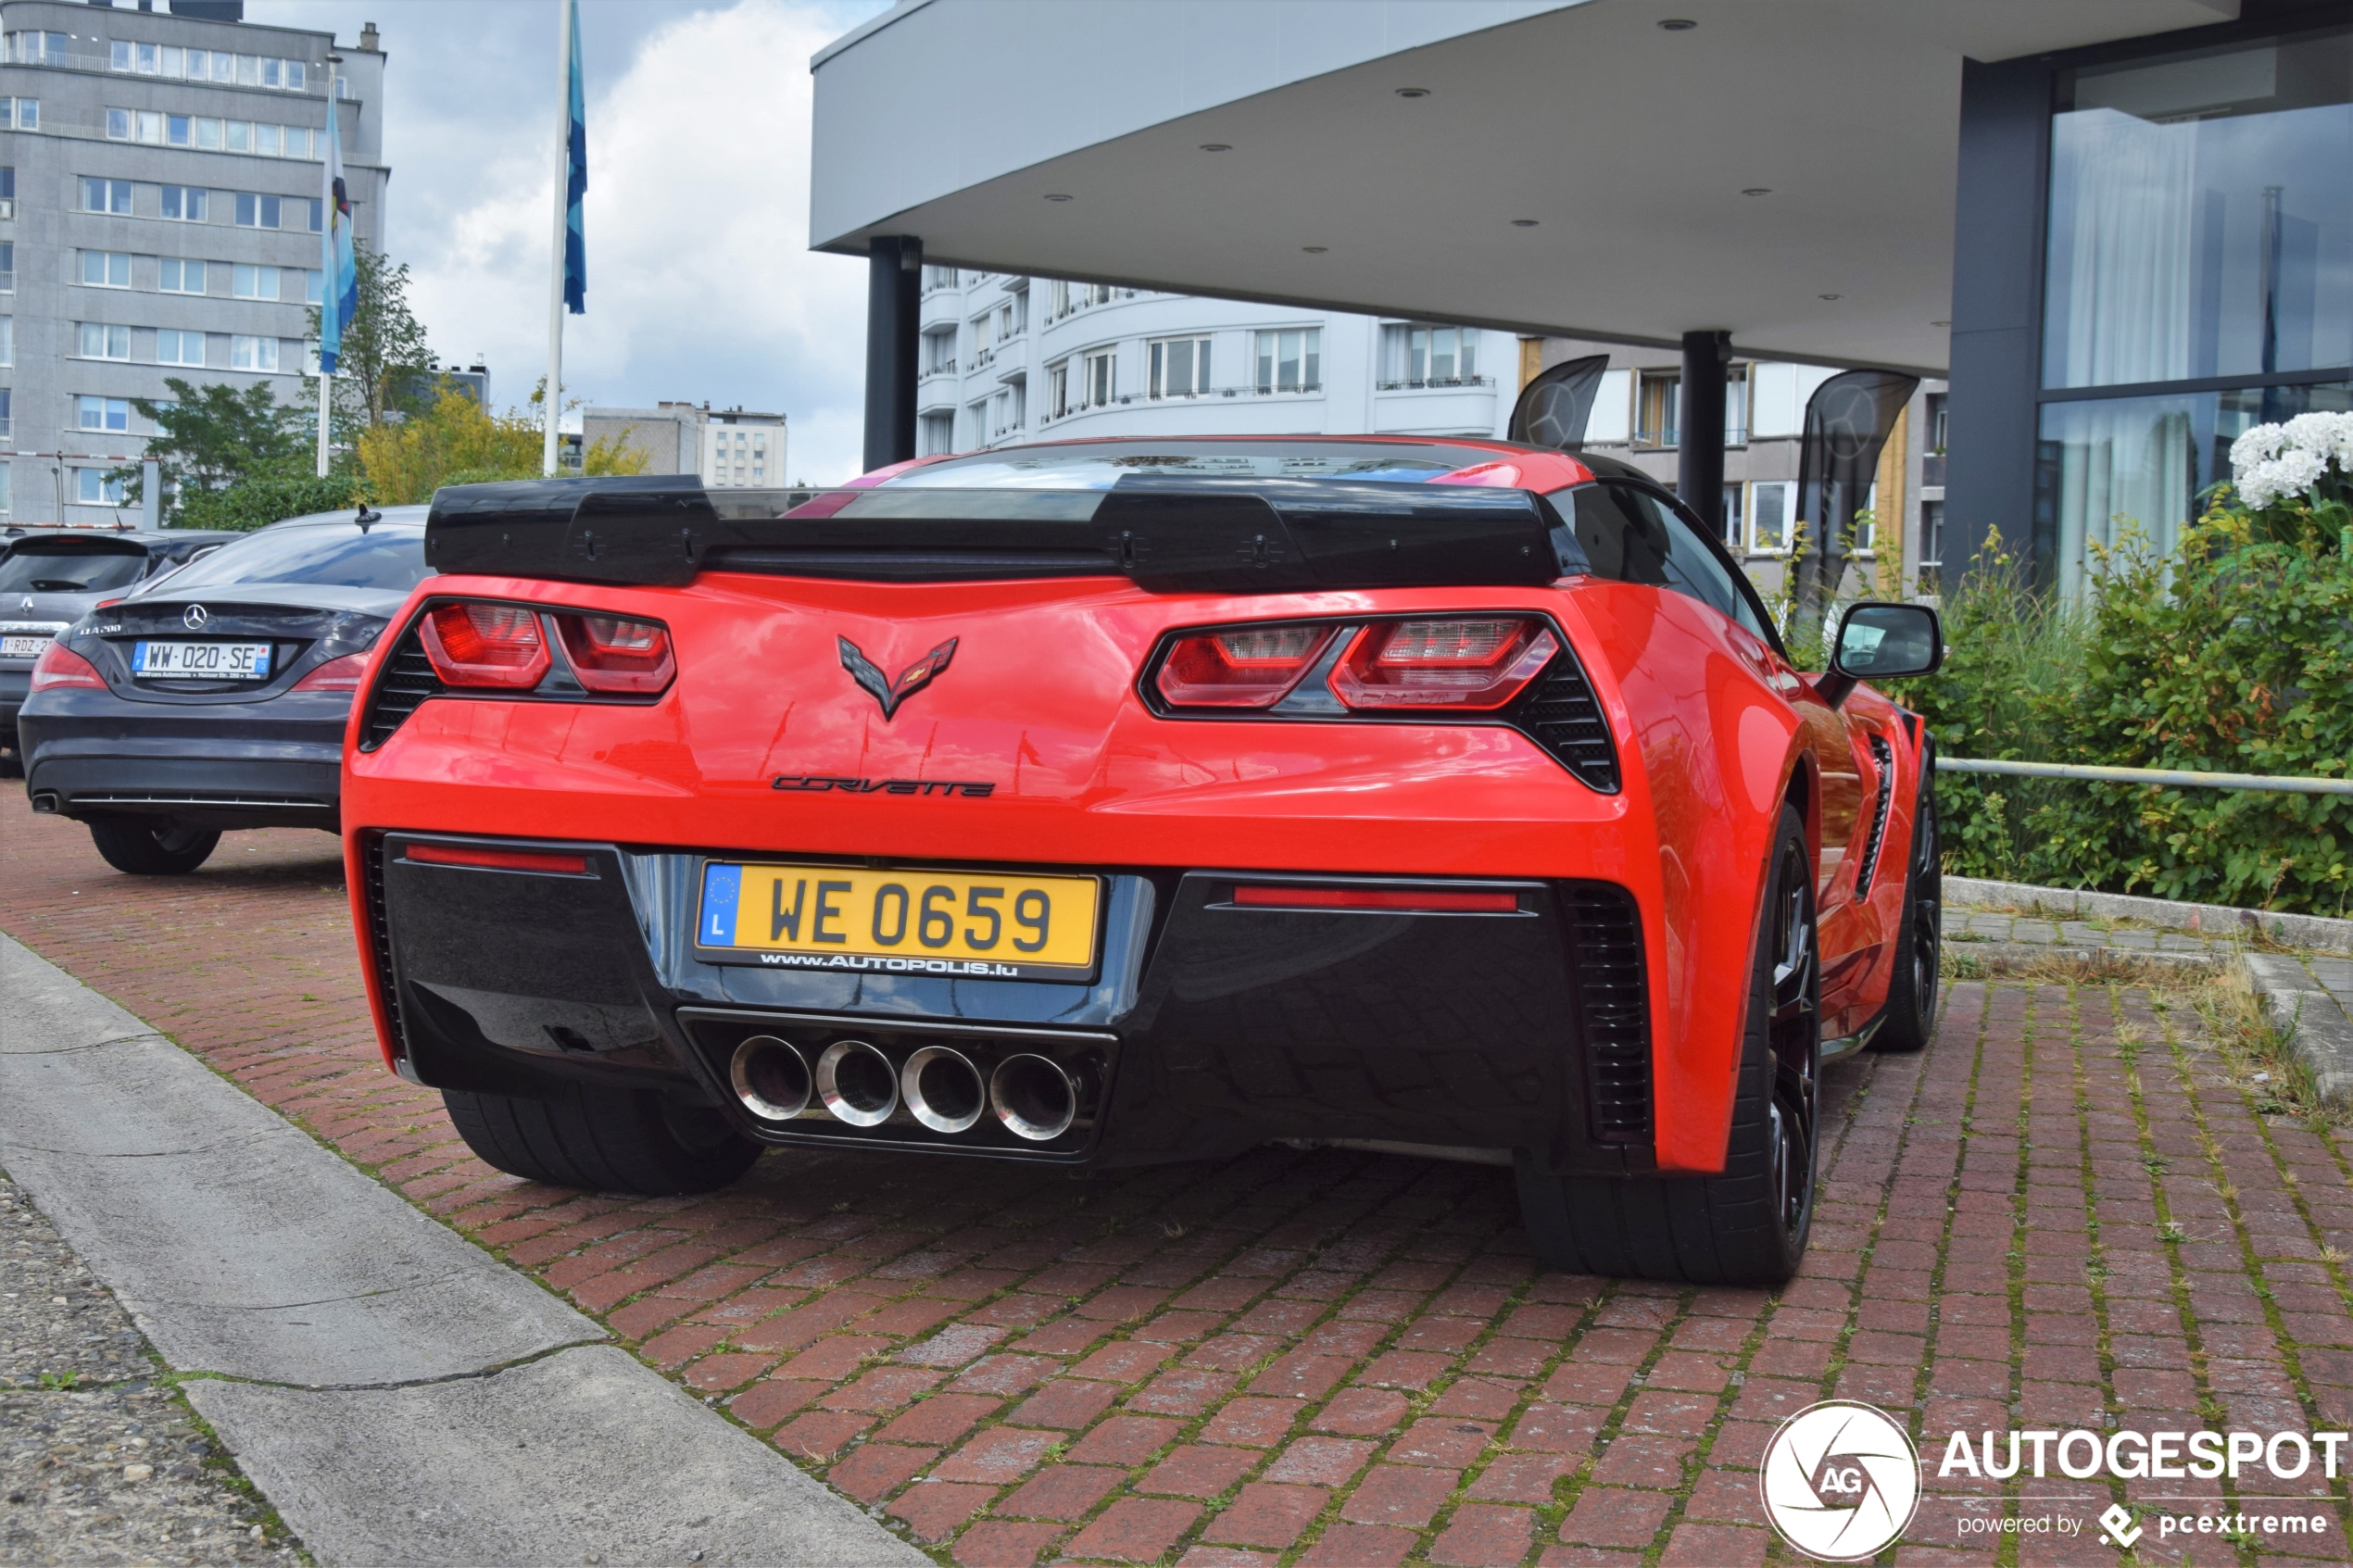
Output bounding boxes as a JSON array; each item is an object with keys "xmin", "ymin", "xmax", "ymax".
[
  {"xmin": 584, "ymin": 401, "xmax": 787, "ymax": 488},
  {"xmin": 913, "ymin": 269, "xmax": 1511, "ymax": 458},
  {"xmin": 0, "ymin": 0, "xmax": 387, "ymax": 524}
]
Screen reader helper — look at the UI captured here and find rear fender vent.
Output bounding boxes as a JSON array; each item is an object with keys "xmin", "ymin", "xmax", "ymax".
[
  {"xmin": 358, "ymin": 623, "xmax": 443, "ymax": 751},
  {"xmin": 1560, "ymin": 881, "xmax": 1650, "ymax": 1144},
  {"xmin": 1514, "ymin": 645, "xmax": 1619, "ymax": 793},
  {"xmin": 1854, "ymin": 734, "xmax": 1896, "ymax": 894},
  {"xmin": 360, "ymin": 832, "xmax": 411, "ymax": 1071}
]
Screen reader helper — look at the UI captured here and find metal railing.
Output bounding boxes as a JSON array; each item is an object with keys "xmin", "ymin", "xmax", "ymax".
[
  {"xmin": 1939, "ymin": 757, "xmax": 2353, "ymax": 798},
  {"xmin": 1375, "ymin": 375, "xmax": 1496, "ymax": 393}
]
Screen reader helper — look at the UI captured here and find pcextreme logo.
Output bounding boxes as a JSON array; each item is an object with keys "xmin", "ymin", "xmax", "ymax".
[{"xmin": 1759, "ymin": 1401, "xmax": 1921, "ymax": 1561}]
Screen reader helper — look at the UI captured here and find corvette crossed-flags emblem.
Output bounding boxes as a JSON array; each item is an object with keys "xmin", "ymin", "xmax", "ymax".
[{"xmin": 837, "ymin": 635, "xmax": 958, "ymax": 721}]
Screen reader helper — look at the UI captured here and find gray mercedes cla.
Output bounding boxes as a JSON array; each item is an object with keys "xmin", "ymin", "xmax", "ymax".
[{"xmin": 19, "ymin": 507, "xmax": 427, "ymax": 873}]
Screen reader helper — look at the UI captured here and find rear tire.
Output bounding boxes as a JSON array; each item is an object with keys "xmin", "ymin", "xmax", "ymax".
[
  {"xmin": 1870, "ymin": 758, "xmax": 1942, "ymax": 1054},
  {"xmin": 88, "ymin": 816, "xmax": 220, "ymax": 875},
  {"xmin": 1516, "ymin": 803, "xmax": 1818, "ymax": 1286},
  {"xmin": 443, "ymin": 1084, "xmax": 761, "ymax": 1195}
]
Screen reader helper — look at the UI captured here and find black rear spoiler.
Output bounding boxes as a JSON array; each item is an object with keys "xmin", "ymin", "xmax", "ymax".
[{"xmin": 423, "ymin": 474, "xmax": 1567, "ymax": 594}]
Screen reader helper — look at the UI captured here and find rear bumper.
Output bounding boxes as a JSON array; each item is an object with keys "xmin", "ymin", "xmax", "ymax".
[
  {"xmin": 21, "ymin": 687, "xmax": 348, "ymax": 830},
  {"xmin": 359, "ymin": 833, "xmax": 1662, "ymax": 1174}
]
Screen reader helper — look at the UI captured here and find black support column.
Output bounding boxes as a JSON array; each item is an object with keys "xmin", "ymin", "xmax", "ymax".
[
  {"xmin": 862, "ymin": 235, "xmax": 923, "ymax": 474},
  {"xmin": 1678, "ymin": 330, "xmax": 1730, "ymax": 540}
]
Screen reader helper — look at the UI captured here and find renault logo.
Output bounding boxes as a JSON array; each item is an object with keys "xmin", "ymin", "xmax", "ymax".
[{"xmin": 182, "ymin": 604, "xmax": 208, "ymax": 630}]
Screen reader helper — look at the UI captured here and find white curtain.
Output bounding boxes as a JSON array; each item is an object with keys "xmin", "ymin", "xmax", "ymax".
[
  {"xmin": 2043, "ymin": 399, "xmax": 2196, "ymax": 598},
  {"xmin": 2047, "ymin": 108, "xmax": 2196, "ymax": 388}
]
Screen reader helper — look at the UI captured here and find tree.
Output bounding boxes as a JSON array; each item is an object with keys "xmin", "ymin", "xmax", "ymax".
[
  {"xmin": 109, "ymin": 378, "xmax": 310, "ymax": 524},
  {"xmin": 308, "ymin": 239, "xmax": 433, "ymax": 444},
  {"xmin": 357, "ymin": 384, "xmax": 648, "ymax": 506}
]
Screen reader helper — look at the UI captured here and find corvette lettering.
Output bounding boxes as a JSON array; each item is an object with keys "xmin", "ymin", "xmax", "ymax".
[{"xmin": 773, "ymin": 775, "xmax": 996, "ymax": 797}]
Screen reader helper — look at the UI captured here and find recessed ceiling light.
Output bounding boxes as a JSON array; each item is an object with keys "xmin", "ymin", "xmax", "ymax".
[
  {"xmin": 1658, "ymin": 18, "xmax": 1697, "ymax": 30},
  {"xmin": 1200, "ymin": 143, "xmax": 1231, "ymax": 152},
  {"xmin": 1511, "ymin": 219, "xmax": 1540, "ymax": 228},
  {"xmin": 1043, "ymin": 194, "xmax": 1073, "ymax": 202},
  {"xmin": 1742, "ymin": 187, "xmax": 1772, "ymax": 196},
  {"xmin": 1818, "ymin": 293, "xmax": 1843, "ymax": 301},
  {"xmin": 1394, "ymin": 87, "xmax": 1430, "ymax": 98},
  {"xmin": 1302, "ymin": 245, "xmax": 1328, "ymax": 254}
]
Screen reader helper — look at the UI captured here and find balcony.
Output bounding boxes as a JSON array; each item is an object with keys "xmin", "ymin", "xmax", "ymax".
[{"xmin": 1374, "ymin": 375, "xmax": 1496, "ymax": 393}]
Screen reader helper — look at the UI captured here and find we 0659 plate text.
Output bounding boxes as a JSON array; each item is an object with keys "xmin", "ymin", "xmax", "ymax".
[{"xmin": 695, "ymin": 862, "xmax": 1101, "ymax": 980}]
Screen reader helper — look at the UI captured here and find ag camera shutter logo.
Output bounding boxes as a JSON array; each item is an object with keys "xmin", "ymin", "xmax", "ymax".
[{"xmin": 1759, "ymin": 1400, "xmax": 1921, "ymax": 1561}]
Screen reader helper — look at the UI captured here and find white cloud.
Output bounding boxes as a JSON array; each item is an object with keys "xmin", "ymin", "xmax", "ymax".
[{"xmin": 414, "ymin": 0, "xmax": 874, "ymax": 483}]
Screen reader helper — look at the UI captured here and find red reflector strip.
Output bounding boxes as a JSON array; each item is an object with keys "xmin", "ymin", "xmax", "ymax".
[
  {"xmin": 403, "ymin": 843, "xmax": 589, "ymax": 874},
  {"xmin": 1233, "ymin": 885, "xmax": 1517, "ymax": 913}
]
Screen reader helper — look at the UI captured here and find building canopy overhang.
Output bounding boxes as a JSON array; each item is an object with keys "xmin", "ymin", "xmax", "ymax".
[{"xmin": 812, "ymin": 0, "xmax": 2236, "ymax": 377}]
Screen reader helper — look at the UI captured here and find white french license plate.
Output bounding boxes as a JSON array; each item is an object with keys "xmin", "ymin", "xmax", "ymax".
[
  {"xmin": 0, "ymin": 634, "xmax": 51, "ymax": 659},
  {"xmin": 132, "ymin": 640, "xmax": 273, "ymax": 680}
]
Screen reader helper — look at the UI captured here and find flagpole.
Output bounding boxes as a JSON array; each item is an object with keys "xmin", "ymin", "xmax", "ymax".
[
  {"xmin": 541, "ymin": 0, "xmax": 569, "ymax": 478},
  {"xmin": 317, "ymin": 50, "xmax": 342, "ymax": 481}
]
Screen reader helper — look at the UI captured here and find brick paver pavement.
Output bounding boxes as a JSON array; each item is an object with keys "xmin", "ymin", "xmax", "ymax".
[{"xmin": 8, "ymin": 790, "xmax": 2353, "ymax": 1565}]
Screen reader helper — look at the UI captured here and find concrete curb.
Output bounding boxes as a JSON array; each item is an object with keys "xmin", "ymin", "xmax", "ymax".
[
  {"xmin": 1944, "ymin": 940, "xmax": 2218, "ymax": 974},
  {"xmin": 0, "ymin": 935, "xmax": 925, "ymax": 1567},
  {"xmin": 1946, "ymin": 875, "xmax": 2353, "ymax": 954},
  {"xmin": 2235, "ymin": 950, "xmax": 2353, "ymax": 1112}
]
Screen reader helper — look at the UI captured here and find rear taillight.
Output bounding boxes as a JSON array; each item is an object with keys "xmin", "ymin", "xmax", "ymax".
[
  {"xmin": 419, "ymin": 601, "xmax": 551, "ymax": 689},
  {"xmin": 1328, "ymin": 617, "xmax": 1557, "ymax": 710},
  {"xmin": 1234, "ymin": 884, "xmax": 1519, "ymax": 913},
  {"xmin": 1154, "ymin": 623, "xmax": 1333, "ymax": 708},
  {"xmin": 403, "ymin": 842, "xmax": 589, "ymax": 874},
  {"xmin": 554, "ymin": 613, "xmax": 674, "ymax": 695},
  {"xmin": 292, "ymin": 651, "xmax": 371, "ymax": 693},
  {"xmin": 29, "ymin": 642, "xmax": 106, "ymax": 692}
]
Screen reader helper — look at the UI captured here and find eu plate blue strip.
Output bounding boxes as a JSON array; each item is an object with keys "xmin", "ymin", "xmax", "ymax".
[{"xmin": 699, "ymin": 863, "xmax": 739, "ymax": 947}]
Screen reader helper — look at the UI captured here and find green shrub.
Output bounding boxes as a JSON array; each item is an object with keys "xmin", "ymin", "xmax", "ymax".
[
  {"xmin": 175, "ymin": 472, "xmax": 365, "ymax": 533},
  {"xmin": 1888, "ymin": 491, "xmax": 2353, "ymax": 916}
]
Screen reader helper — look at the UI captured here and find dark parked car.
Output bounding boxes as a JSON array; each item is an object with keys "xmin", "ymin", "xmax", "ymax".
[
  {"xmin": 19, "ymin": 507, "xmax": 429, "ymax": 873},
  {"xmin": 0, "ymin": 528, "xmax": 239, "ymax": 772}
]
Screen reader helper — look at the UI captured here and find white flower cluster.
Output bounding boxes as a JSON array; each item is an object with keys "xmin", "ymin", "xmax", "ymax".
[{"xmin": 2230, "ymin": 411, "xmax": 2353, "ymax": 509}]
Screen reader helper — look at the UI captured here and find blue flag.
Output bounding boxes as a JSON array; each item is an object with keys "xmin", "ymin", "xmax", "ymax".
[
  {"xmin": 562, "ymin": 0, "xmax": 585, "ymax": 314},
  {"xmin": 319, "ymin": 82, "xmax": 357, "ymax": 372}
]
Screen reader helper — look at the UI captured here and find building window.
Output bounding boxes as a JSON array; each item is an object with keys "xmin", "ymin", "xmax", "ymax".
[
  {"xmin": 157, "ymin": 329, "xmax": 205, "ymax": 367},
  {"xmin": 1924, "ymin": 391, "xmax": 1948, "ymax": 454},
  {"xmin": 233, "ymin": 264, "xmax": 282, "ymax": 301},
  {"xmin": 233, "ymin": 194, "xmax": 321, "ymax": 232},
  {"xmin": 0, "ymin": 317, "xmax": 12, "ymax": 368},
  {"xmin": 6, "ymin": 31, "xmax": 69, "ymax": 66},
  {"xmin": 78, "ymin": 323, "xmax": 132, "ymax": 360},
  {"xmin": 160, "ymin": 186, "xmax": 208, "ymax": 222},
  {"xmin": 922, "ymin": 265, "xmax": 958, "ymax": 293},
  {"xmin": 0, "ymin": 391, "xmax": 11, "ymax": 445},
  {"xmin": 1720, "ymin": 483, "xmax": 1743, "ymax": 548},
  {"xmin": 0, "ymin": 241, "xmax": 13, "ymax": 293},
  {"xmin": 1255, "ymin": 329, "xmax": 1321, "ymax": 394},
  {"xmin": 0, "ymin": 100, "xmax": 32, "ymax": 133},
  {"xmin": 1047, "ymin": 361, "xmax": 1069, "ymax": 420},
  {"xmin": 918, "ymin": 408, "xmax": 953, "ymax": 453},
  {"xmin": 1381, "ymin": 324, "xmax": 1476, "ymax": 387},
  {"xmin": 74, "ymin": 469, "xmax": 126, "ymax": 507},
  {"xmin": 82, "ymin": 178, "xmax": 133, "ymax": 216},
  {"xmin": 77, "ymin": 395, "xmax": 131, "ymax": 433},
  {"xmin": 1637, "ymin": 370, "xmax": 1680, "ymax": 447},
  {"xmin": 159, "ymin": 258, "xmax": 207, "ymax": 295},
  {"xmin": 81, "ymin": 251, "xmax": 132, "ymax": 289},
  {"xmin": 924, "ymin": 329, "xmax": 957, "ymax": 375},
  {"xmin": 1748, "ymin": 481, "xmax": 1792, "ymax": 554},
  {"xmin": 1918, "ymin": 499, "xmax": 1945, "ymax": 591},
  {"xmin": 106, "ymin": 108, "xmax": 168, "ymax": 144},
  {"xmin": 1083, "ymin": 347, "xmax": 1115, "ymax": 408},
  {"xmin": 1724, "ymin": 365, "xmax": 1750, "ymax": 445},
  {"xmin": 230, "ymin": 335, "xmax": 281, "ymax": 371},
  {"xmin": 303, "ymin": 270, "xmax": 323, "ymax": 306},
  {"xmin": 1046, "ymin": 280, "xmax": 1070, "ymax": 320},
  {"xmin": 1148, "ymin": 336, "xmax": 1212, "ymax": 399},
  {"xmin": 0, "ymin": 166, "xmax": 10, "ymax": 222}
]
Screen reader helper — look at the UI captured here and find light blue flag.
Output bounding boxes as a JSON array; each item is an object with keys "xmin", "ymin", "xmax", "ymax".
[
  {"xmin": 562, "ymin": 0, "xmax": 585, "ymax": 314},
  {"xmin": 319, "ymin": 83, "xmax": 357, "ymax": 372}
]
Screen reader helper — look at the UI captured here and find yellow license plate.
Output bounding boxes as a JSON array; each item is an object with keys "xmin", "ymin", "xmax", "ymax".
[{"xmin": 696, "ymin": 862, "xmax": 1101, "ymax": 979}]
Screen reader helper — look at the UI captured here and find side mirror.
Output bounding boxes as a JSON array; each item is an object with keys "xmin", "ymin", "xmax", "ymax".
[{"xmin": 1815, "ymin": 601, "xmax": 1943, "ymax": 709}]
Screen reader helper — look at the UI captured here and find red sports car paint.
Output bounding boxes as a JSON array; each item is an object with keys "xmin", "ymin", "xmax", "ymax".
[{"xmin": 340, "ymin": 434, "xmax": 1927, "ymax": 1178}]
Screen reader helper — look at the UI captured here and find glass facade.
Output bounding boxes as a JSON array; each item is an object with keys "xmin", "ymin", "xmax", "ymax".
[{"xmin": 2038, "ymin": 21, "xmax": 2352, "ymax": 593}]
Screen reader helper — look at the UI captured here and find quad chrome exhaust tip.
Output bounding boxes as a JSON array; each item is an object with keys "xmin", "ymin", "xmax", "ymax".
[
  {"xmin": 901, "ymin": 1046, "xmax": 987, "ymax": 1135},
  {"xmin": 989, "ymin": 1053, "xmax": 1079, "ymax": 1142},
  {"xmin": 816, "ymin": 1039, "xmax": 899, "ymax": 1127},
  {"xmin": 730, "ymin": 1035, "xmax": 812, "ymax": 1123}
]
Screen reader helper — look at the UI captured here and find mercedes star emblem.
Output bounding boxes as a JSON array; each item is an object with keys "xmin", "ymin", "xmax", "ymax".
[{"xmin": 182, "ymin": 604, "xmax": 209, "ymax": 630}]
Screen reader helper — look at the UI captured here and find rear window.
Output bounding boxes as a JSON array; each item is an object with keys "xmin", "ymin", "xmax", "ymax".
[
  {"xmin": 152, "ymin": 524, "xmax": 431, "ymax": 593},
  {"xmin": 1555, "ymin": 482, "xmax": 1770, "ymax": 642},
  {"xmin": 0, "ymin": 546, "xmax": 146, "ymax": 594},
  {"xmin": 885, "ymin": 440, "xmax": 1511, "ymax": 489}
]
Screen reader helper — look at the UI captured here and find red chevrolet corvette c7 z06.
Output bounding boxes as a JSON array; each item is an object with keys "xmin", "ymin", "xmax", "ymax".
[{"xmin": 342, "ymin": 436, "xmax": 1944, "ymax": 1286}]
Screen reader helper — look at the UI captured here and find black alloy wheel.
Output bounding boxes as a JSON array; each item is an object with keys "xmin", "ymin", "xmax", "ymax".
[
  {"xmin": 1871, "ymin": 757, "xmax": 1943, "ymax": 1053},
  {"xmin": 1765, "ymin": 825, "xmax": 1820, "ymax": 1249}
]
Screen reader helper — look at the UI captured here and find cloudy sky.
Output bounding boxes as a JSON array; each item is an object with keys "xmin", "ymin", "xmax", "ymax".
[{"xmin": 247, "ymin": 0, "xmax": 891, "ymax": 483}]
